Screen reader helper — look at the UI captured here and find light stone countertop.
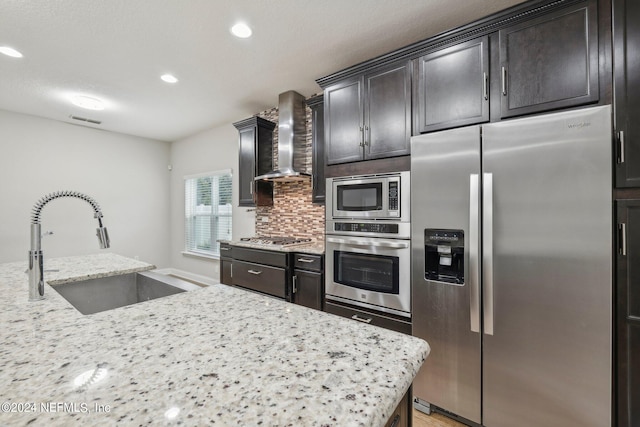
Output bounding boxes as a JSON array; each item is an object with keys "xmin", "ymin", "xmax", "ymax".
[
  {"xmin": 223, "ymin": 239, "xmax": 325, "ymax": 255},
  {"xmin": 0, "ymin": 253, "xmax": 428, "ymax": 427}
]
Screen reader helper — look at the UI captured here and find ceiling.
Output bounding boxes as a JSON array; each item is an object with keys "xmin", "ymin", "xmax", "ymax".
[{"xmin": 0, "ymin": 0, "xmax": 527, "ymax": 142}]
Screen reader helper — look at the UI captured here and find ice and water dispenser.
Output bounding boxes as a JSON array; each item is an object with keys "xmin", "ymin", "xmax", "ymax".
[{"xmin": 424, "ymin": 229, "xmax": 464, "ymax": 285}]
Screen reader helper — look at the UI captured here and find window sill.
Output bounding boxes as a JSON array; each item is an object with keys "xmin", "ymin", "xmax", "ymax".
[{"xmin": 181, "ymin": 251, "xmax": 220, "ymax": 261}]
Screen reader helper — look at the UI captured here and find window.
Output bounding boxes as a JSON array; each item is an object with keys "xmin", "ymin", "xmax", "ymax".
[{"xmin": 184, "ymin": 170, "xmax": 232, "ymax": 258}]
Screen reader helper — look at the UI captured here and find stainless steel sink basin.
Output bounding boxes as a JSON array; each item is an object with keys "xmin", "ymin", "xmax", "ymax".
[{"xmin": 52, "ymin": 270, "xmax": 203, "ymax": 315}]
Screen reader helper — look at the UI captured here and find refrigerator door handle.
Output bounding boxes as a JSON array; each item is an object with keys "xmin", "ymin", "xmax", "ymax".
[
  {"xmin": 483, "ymin": 172, "xmax": 495, "ymax": 336},
  {"xmin": 469, "ymin": 174, "xmax": 481, "ymax": 333}
]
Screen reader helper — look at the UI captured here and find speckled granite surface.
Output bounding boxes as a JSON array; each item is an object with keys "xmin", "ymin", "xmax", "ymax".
[
  {"xmin": 224, "ymin": 240, "xmax": 325, "ymax": 255},
  {"xmin": 0, "ymin": 254, "xmax": 428, "ymax": 426}
]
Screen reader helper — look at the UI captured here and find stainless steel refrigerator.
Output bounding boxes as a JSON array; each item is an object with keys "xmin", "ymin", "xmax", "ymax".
[{"xmin": 410, "ymin": 105, "xmax": 612, "ymax": 427}]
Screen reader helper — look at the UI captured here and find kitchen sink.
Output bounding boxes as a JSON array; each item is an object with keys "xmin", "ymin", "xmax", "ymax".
[{"xmin": 52, "ymin": 270, "xmax": 202, "ymax": 315}]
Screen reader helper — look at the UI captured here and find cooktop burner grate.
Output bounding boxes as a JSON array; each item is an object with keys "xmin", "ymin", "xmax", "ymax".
[{"xmin": 239, "ymin": 236, "xmax": 312, "ymax": 247}]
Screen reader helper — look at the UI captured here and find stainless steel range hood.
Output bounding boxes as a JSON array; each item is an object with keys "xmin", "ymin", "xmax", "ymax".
[{"xmin": 254, "ymin": 91, "xmax": 311, "ymax": 182}]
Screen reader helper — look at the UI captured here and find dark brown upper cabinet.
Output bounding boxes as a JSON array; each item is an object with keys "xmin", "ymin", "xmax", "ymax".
[
  {"xmin": 324, "ymin": 60, "xmax": 411, "ymax": 165},
  {"xmin": 306, "ymin": 95, "xmax": 326, "ymax": 203},
  {"xmin": 614, "ymin": 0, "xmax": 640, "ymax": 188},
  {"xmin": 414, "ymin": 36, "xmax": 489, "ymax": 134},
  {"xmin": 233, "ymin": 117, "xmax": 275, "ymax": 207},
  {"xmin": 498, "ymin": 0, "xmax": 598, "ymax": 119}
]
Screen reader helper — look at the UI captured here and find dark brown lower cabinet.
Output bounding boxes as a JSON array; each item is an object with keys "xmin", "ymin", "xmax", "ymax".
[
  {"xmin": 219, "ymin": 243, "xmax": 233, "ymax": 285},
  {"xmin": 292, "ymin": 270, "xmax": 323, "ymax": 311},
  {"xmin": 220, "ymin": 258, "xmax": 232, "ymax": 285},
  {"xmin": 233, "ymin": 260, "xmax": 286, "ymax": 299},
  {"xmin": 231, "ymin": 247, "xmax": 291, "ymax": 300},
  {"xmin": 617, "ymin": 200, "xmax": 640, "ymax": 427},
  {"xmin": 292, "ymin": 253, "xmax": 324, "ymax": 311},
  {"xmin": 385, "ymin": 388, "xmax": 411, "ymax": 427}
]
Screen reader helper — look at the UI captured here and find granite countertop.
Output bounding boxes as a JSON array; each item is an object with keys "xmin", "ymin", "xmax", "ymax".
[
  {"xmin": 224, "ymin": 239, "xmax": 325, "ymax": 255},
  {"xmin": 0, "ymin": 253, "xmax": 428, "ymax": 426}
]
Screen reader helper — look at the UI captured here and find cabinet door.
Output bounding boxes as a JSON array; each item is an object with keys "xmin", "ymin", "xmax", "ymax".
[
  {"xmin": 384, "ymin": 389, "xmax": 410, "ymax": 427},
  {"xmin": 614, "ymin": 0, "xmax": 640, "ymax": 188},
  {"xmin": 325, "ymin": 76, "xmax": 364, "ymax": 165},
  {"xmin": 237, "ymin": 126, "xmax": 256, "ymax": 207},
  {"xmin": 499, "ymin": 0, "xmax": 598, "ymax": 118},
  {"xmin": 414, "ymin": 37, "xmax": 489, "ymax": 133},
  {"xmin": 293, "ymin": 269, "xmax": 323, "ymax": 311},
  {"xmin": 220, "ymin": 259, "xmax": 232, "ymax": 285},
  {"xmin": 365, "ymin": 62, "xmax": 411, "ymax": 159},
  {"xmin": 234, "ymin": 117, "xmax": 275, "ymax": 207},
  {"xmin": 307, "ymin": 95, "xmax": 326, "ymax": 203},
  {"xmin": 616, "ymin": 200, "xmax": 640, "ymax": 427}
]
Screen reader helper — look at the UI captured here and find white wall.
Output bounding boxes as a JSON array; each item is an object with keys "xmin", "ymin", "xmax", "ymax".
[
  {"xmin": 0, "ymin": 109, "xmax": 171, "ymax": 266},
  {"xmin": 169, "ymin": 123, "xmax": 255, "ymax": 279}
]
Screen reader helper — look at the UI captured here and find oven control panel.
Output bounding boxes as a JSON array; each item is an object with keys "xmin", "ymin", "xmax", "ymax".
[{"xmin": 333, "ymin": 222, "xmax": 399, "ymax": 234}]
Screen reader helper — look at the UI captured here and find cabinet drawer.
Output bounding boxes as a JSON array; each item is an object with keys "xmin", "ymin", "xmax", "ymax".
[
  {"xmin": 219, "ymin": 243, "xmax": 233, "ymax": 259},
  {"xmin": 232, "ymin": 247, "xmax": 288, "ymax": 267},
  {"xmin": 293, "ymin": 253, "xmax": 323, "ymax": 272},
  {"xmin": 233, "ymin": 260, "xmax": 286, "ymax": 299},
  {"xmin": 325, "ymin": 301, "xmax": 411, "ymax": 335}
]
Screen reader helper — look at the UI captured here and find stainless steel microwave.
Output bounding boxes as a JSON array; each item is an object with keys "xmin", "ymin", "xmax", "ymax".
[{"xmin": 327, "ymin": 172, "xmax": 410, "ymax": 221}]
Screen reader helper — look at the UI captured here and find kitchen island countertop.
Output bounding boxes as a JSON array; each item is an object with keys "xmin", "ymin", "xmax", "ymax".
[{"xmin": 0, "ymin": 253, "xmax": 428, "ymax": 426}]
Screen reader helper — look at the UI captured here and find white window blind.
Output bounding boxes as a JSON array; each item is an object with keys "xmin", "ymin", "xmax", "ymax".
[{"xmin": 184, "ymin": 170, "xmax": 232, "ymax": 258}]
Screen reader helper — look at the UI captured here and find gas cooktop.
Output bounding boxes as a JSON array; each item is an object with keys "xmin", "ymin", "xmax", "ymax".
[{"xmin": 239, "ymin": 236, "xmax": 312, "ymax": 247}]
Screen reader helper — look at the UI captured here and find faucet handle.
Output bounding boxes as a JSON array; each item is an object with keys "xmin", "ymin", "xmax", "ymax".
[{"xmin": 41, "ymin": 230, "xmax": 54, "ymax": 238}]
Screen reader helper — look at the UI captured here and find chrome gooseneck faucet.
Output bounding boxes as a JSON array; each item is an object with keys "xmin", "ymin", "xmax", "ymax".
[{"xmin": 28, "ymin": 191, "xmax": 110, "ymax": 301}]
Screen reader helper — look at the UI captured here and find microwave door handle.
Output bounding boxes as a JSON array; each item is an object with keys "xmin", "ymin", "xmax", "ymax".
[{"xmin": 326, "ymin": 237, "xmax": 409, "ymax": 249}]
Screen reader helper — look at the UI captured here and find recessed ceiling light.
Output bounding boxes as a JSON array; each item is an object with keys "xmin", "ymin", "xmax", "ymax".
[
  {"xmin": 161, "ymin": 74, "xmax": 179, "ymax": 83},
  {"xmin": 231, "ymin": 23, "xmax": 252, "ymax": 38},
  {"xmin": 0, "ymin": 46, "xmax": 23, "ymax": 58},
  {"xmin": 71, "ymin": 95, "xmax": 105, "ymax": 111}
]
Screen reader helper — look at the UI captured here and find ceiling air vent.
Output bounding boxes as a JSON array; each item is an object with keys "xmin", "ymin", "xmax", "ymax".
[{"xmin": 69, "ymin": 115, "xmax": 102, "ymax": 125}]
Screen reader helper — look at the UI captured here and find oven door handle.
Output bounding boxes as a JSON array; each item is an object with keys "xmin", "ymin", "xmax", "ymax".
[{"xmin": 326, "ymin": 236, "xmax": 409, "ymax": 249}]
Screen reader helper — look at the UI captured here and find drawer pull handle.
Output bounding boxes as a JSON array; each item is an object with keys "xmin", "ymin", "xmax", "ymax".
[
  {"xmin": 297, "ymin": 258, "xmax": 315, "ymax": 263},
  {"xmin": 351, "ymin": 314, "xmax": 372, "ymax": 324},
  {"xmin": 248, "ymin": 270, "xmax": 262, "ymax": 275},
  {"xmin": 390, "ymin": 414, "xmax": 401, "ymax": 427},
  {"xmin": 220, "ymin": 247, "xmax": 230, "ymax": 251}
]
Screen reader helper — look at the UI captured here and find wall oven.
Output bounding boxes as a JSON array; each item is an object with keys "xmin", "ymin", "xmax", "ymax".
[
  {"xmin": 325, "ymin": 235, "xmax": 410, "ymax": 317},
  {"xmin": 326, "ymin": 172, "xmax": 411, "ymax": 318}
]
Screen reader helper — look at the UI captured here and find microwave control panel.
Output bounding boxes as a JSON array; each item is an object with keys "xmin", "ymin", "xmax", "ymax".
[
  {"xmin": 333, "ymin": 222, "xmax": 399, "ymax": 234},
  {"xmin": 388, "ymin": 180, "xmax": 399, "ymax": 215}
]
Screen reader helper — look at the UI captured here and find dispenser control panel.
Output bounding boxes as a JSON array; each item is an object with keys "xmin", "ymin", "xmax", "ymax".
[{"xmin": 424, "ymin": 229, "xmax": 464, "ymax": 285}]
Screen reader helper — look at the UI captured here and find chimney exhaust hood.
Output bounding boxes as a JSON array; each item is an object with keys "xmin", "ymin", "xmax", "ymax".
[{"xmin": 254, "ymin": 91, "xmax": 311, "ymax": 182}]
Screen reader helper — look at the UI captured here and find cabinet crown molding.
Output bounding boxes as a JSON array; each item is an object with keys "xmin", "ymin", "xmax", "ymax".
[{"xmin": 316, "ymin": 0, "xmax": 586, "ymax": 88}]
